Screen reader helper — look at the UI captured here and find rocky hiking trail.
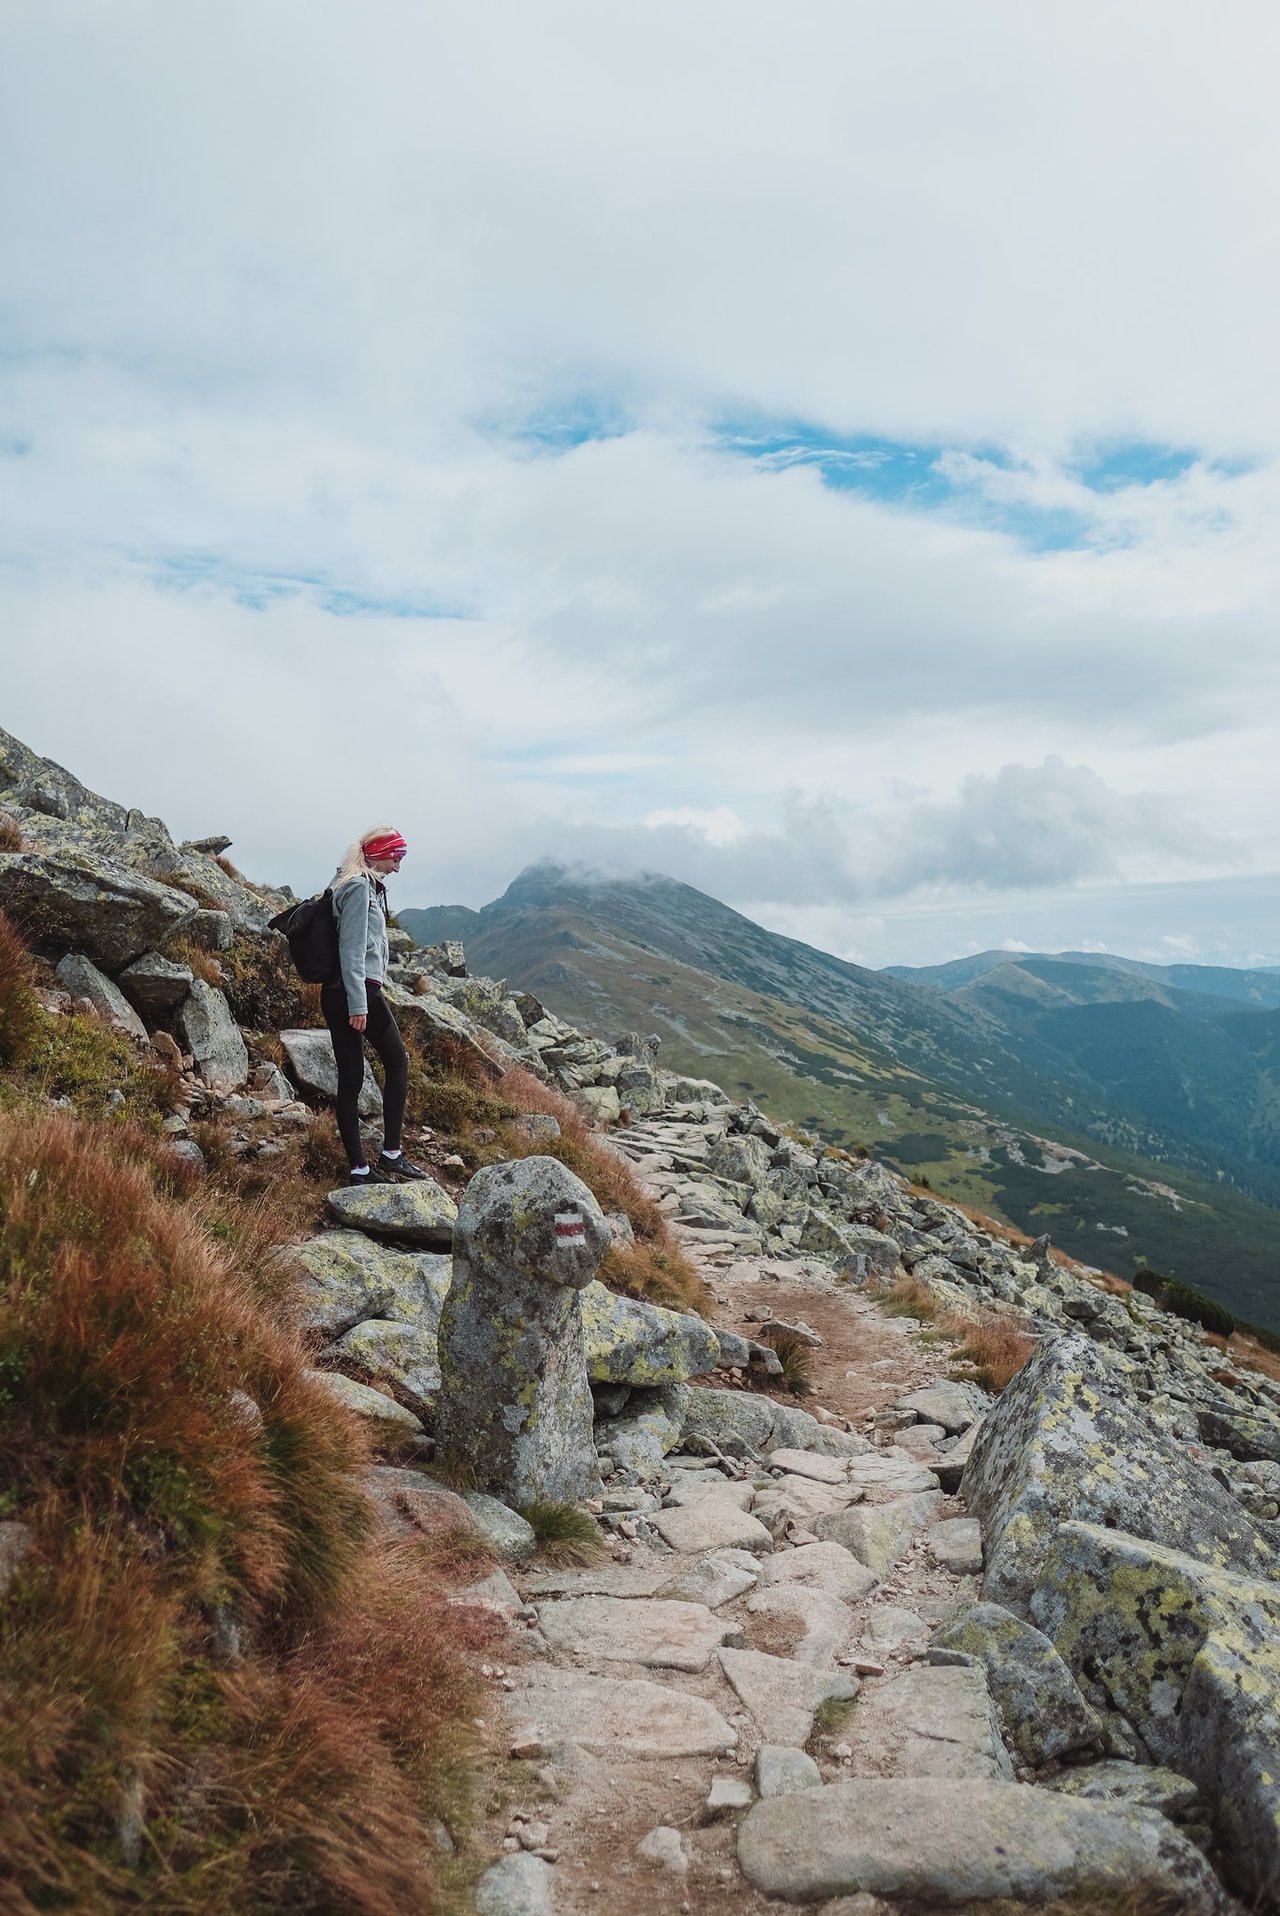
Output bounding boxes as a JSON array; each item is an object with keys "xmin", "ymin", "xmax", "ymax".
[{"xmin": 325, "ymin": 1103, "xmax": 1240, "ymax": 1916}]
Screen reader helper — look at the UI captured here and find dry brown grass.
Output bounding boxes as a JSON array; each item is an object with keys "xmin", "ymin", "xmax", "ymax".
[
  {"xmin": 0, "ymin": 1109, "xmax": 495, "ymax": 1913},
  {"xmin": 0, "ymin": 810, "xmax": 23, "ymax": 853},
  {"xmin": 0, "ymin": 906, "xmax": 44, "ymax": 1069},
  {"xmin": 873, "ymin": 1273, "xmax": 1036, "ymax": 1393}
]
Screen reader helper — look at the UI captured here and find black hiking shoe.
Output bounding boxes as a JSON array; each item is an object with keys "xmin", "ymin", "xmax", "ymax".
[
  {"xmin": 348, "ymin": 1164, "xmax": 393, "ymax": 1186},
  {"xmin": 377, "ymin": 1151, "xmax": 430, "ymax": 1180}
]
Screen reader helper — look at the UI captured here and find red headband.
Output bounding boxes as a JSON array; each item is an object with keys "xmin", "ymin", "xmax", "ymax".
[{"xmin": 363, "ymin": 831, "xmax": 407, "ymax": 861}]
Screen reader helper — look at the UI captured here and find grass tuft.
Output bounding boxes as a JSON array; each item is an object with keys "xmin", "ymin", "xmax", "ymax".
[
  {"xmin": 871, "ymin": 1274, "xmax": 1035, "ymax": 1393},
  {"xmin": 0, "ymin": 811, "xmax": 23, "ymax": 853},
  {"xmin": 758, "ymin": 1326, "xmax": 815, "ymax": 1396},
  {"xmin": 0, "ymin": 908, "xmax": 44, "ymax": 1069},
  {"xmin": 521, "ymin": 1501, "xmax": 606, "ymax": 1566}
]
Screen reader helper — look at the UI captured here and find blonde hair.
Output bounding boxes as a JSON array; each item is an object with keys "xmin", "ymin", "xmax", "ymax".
[{"xmin": 333, "ymin": 826, "xmax": 398, "ymax": 887}]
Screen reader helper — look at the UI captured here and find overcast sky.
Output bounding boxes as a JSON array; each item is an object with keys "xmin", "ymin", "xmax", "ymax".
[{"xmin": 3, "ymin": 2, "xmax": 1279, "ymax": 968}]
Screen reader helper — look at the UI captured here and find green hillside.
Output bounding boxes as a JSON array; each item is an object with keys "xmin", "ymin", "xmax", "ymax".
[{"xmin": 401, "ymin": 868, "xmax": 1280, "ymax": 1333}]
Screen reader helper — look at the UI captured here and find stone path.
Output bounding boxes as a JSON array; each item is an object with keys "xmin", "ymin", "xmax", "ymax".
[{"xmin": 466, "ymin": 1106, "xmax": 1027, "ymax": 1915}]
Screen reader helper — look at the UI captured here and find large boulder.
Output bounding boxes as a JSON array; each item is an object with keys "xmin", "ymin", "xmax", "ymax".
[
  {"xmin": 0, "ymin": 848, "xmax": 195, "ymax": 970},
  {"xmin": 279, "ymin": 1028, "xmax": 382, "ymax": 1118},
  {"xmin": 736, "ymin": 1777, "xmax": 1228, "ymax": 1911},
  {"xmin": 54, "ymin": 952, "xmax": 147, "ymax": 1040},
  {"xmin": 580, "ymin": 1280, "xmax": 719, "ymax": 1386},
  {"xmin": 961, "ymin": 1335, "xmax": 1277, "ymax": 1612},
  {"xmin": 1030, "ymin": 1521, "xmax": 1280, "ymax": 1906},
  {"xmin": 436, "ymin": 1157, "xmax": 609, "ymax": 1504},
  {"xmin": 1198, "ymin": 1404, "xmax": 1280, "ymax": 1467},
  {"xmin": 175, "ymin": 980, "xmax": 249, "ymax": 1091}
]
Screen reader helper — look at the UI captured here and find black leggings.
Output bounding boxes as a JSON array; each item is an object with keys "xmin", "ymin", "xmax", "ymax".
[{"xmin": 320, "ymin": 982, "xmax": 408, "ymax": 1167}]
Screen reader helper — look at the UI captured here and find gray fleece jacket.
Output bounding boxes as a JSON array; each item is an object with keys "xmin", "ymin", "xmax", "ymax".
[{"xmin": 332, "ymin": 873, "xmax": 389, "ymax": 1016}]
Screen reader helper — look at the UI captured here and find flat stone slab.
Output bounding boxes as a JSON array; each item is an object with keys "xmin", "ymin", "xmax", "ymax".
[
  {"xmin": 718, "ymin": 1647, "xmax": 857, "ymax": 1747},
  {"xmin": 516, "ymin": 1668, "xmax": 736, "ymax": 1759},
  {"xmin": 746, "ymin": 1586, "xmax": 852, "ymax": 1668},
  {"xmin": 537, "ymin": 1596, "xmax": 744, "ymax": 1672},
  {"xmin": 758, "ymin": 1541, "xmax": 878, "ymax": 1604},
  {"xmin": 846, "ymin": 1665, "xmax": 1013, "ymax": 1781},
  {"xmin": 755, "ymin": 1744, "xmax": 822, "ymax": 1797},
  {"xmin": 861, "ymin": 1604, "xmax": 929, "ymax": 1654},
  {"xmin": 359, "ymin": 1465, "xmax": 477, "ymax": 1541},
  {"xmin": 816, "ymin": 1491, "xmax": 943, "ymax": 1577},
  {"xmin": 737, "ymin": 1778, "xmax": 1226, "ymax": 1911},
  {"xmin": 769, "ymin": 1448, "xmax": 849, "ymax": 1485},
  {"xmin": 846, "ymin": 1453, "xmax": 940, "ymax": 1495},
  {"xmin": 928, "ymin": 1515, "xmax": 984, "ymax": 1575},
  {"xmin": 754, "ymin": 1474, "xmax": 859, "ymax": 1528},
  {"xmin": 325, "ymin": 1179, "xmax": 458, "ymax": 1247},
  {"xmin": 653, "ymin": 1498, "xmax": 774, "ymax": 1556},
  {"xmin": 659, "ymin": 1549, "xmax": 761, "ymax": 1608}
]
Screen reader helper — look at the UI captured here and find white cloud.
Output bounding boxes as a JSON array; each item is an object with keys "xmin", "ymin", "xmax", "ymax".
[{"xmin": 1, "ymin": 1, "xmax": 1279, "ymax": 966}]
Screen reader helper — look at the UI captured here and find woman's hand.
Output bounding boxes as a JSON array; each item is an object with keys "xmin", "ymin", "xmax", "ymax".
[{"xmin": 349, "ymin": 1014, "xmax": 367, "ymax": 1032}]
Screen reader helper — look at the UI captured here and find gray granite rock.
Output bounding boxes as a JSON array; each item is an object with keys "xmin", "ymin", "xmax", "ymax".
[
  {"xmin": 737, "ymin": 1777, "xmax": 1228, "ymax": 1910},
  {"xmin": 460, "ymin": 1491, "xmax": 537, "ymax": 1563},
  {"xmin": 117, "ymin": 950, "xmax": 193, "ymax": 1014},
  {"xmin": 579, "ymin": 1279, "xmax": 719, "ymax": 1386},
  {"xmin": 325, "ymin": 1178, "xmax": 457, "ymax": 1248},
  {"xmin": 754, "ymin": 1744, "xmax": 821, "ymax": 1797},
  {"xmin": 718, "ymin": 1647, "xmax": 857, "ymax": 1747},
  {"xmin": 962, "ymin": 1336, "xmax": 1278, "ymax": 1612},
  {"xmin": 437, "ymin": 1158, "xmax": 606, "ymax": 1505},
  {"xmin": 846, "ymin": 1664, "xmax": 1013, "ymax": 1781},
  {"xmin": 0, "ymin": 847, "xmax": 195, "ymax": 969},
  {"xmin": 933, "ymin": 1600, "xmax": 1104, "ymax": 1766},
  {"xmin": 176, "ymin": 979, "xmax": 249, "ymax": 1091},
  {"xmin": 474, "ymin": 1852, "xmax": 554, "ymax": 1916},
  {"xmin": 55, "ymin": 952, "xmax": 147, "ymax": 1038}
]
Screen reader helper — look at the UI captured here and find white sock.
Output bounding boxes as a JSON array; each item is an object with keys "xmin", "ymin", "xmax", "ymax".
[
  {"xmin": 350, "ymin": 1164, "xmax": 370, "ymax": 1176},
  {"xmin": 383, "ymin": 1147, "xmax": 402, "ymax": 1159}
]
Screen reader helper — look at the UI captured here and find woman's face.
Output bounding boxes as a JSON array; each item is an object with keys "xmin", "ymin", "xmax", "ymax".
[{"xmin": 366, "ymin": 850, "xmax": 405, "ymax": 876}]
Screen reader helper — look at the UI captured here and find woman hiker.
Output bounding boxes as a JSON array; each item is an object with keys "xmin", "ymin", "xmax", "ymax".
[{"xmin": 322, "ymin": 826, "xmax": 429, "ymax": 1185}]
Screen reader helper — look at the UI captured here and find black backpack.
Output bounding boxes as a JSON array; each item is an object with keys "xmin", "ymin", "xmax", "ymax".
[{"xmin": 269, "ymin": 890, "xmax": 340, "ymax": 984}]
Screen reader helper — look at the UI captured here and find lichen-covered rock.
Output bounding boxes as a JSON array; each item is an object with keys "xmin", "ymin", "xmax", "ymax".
[
  {"xmin": 896, "ymin": 1380, "xmax": 992, "ymax": 1433},
  {"xmin": 580, "ymin": 1279, "xmax": 719, "ymax": 1386},
  {"xmin": 1047, "ymin": 1760, "xmax": 1202, "ymax": 1818},
  {"xmin": 55, "ymin": 951, "xmax": 147, "ymax": 1039},
  {"xmin": 933, "ymin": 1600, "xmax": 1104, "ymax": 1766},
  {"xmin": 0, "ymin": 847, "xmax": 196, "ymax": 969},
  {"xmin": 175, "ymin": 979, "xmax": 249, "ymax": 1091},
  {"xmin": 436, "ymin": 1157, "xmax": 608, "ymax": 1504},
  {"xmin": 1029, "ymin": 1520, "xmax": 1280, "ymax": 1906},
  {"xmin": 328, "ymin": 1318, "xmax": 441, "ymax": 1416},
  {"xmin": 736, "ymin": 1777, "xmax": 1229, "ymax": 1911},
  {"xmin": 1198, "ymin": 1404, "xmax": 1280, "ymax": 1466},
  {"xmin": 286, "ymin": 1231, "xmax": 451, "ymax": 1337},
  {"xmin": 706, "ymin": 1132, "xmax": 773, "ymax": 1186},
  {"xmin": 379, "ymin": 981, "xmax": 505, "ymax": 1083},
  {"xmin": 597, "ymin": 1384, "xmax": 688, "ymax": 1477},
  {"xmin": 961, "ymin": 1335, "xmax": 1277, "ymax": 1611},
  {"xmin": 324, "ymin": 1178, "xmax": 458, "ymax": 1248}
]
